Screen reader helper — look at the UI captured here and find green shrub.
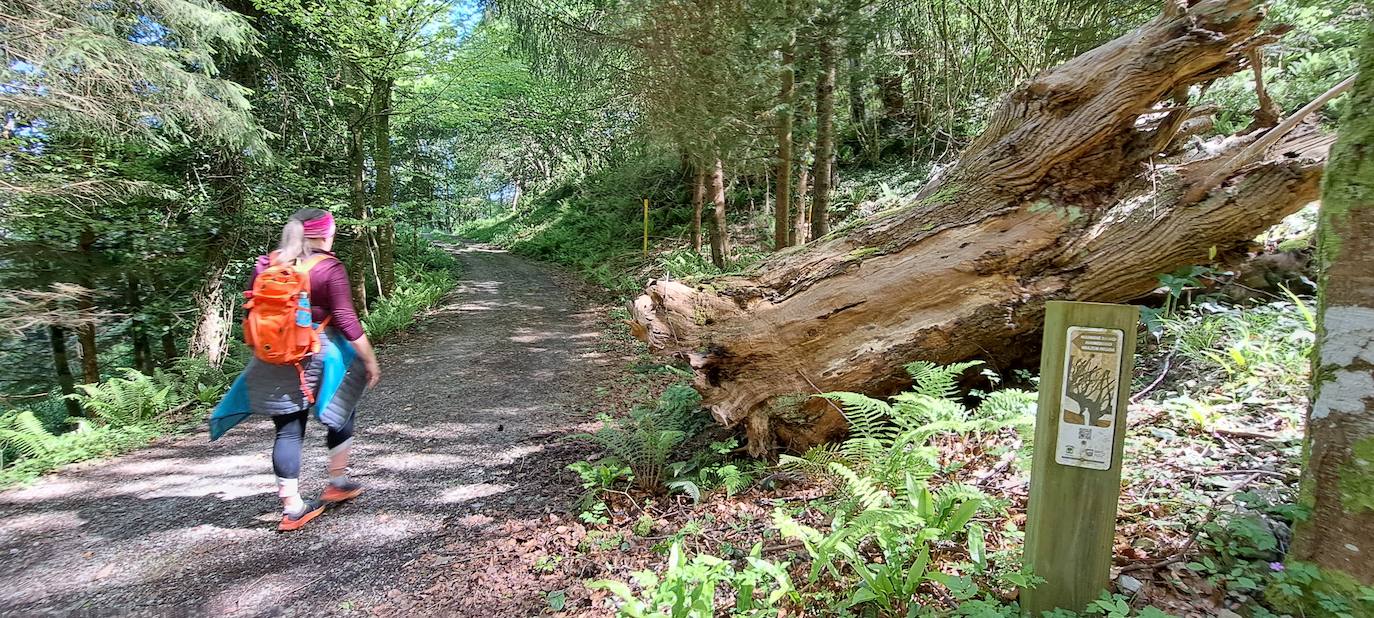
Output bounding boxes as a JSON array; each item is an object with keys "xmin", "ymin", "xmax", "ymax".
[
  {"xmin": 1154, "ymin": 296, "xmax": 1315, "ymax": 405},
  {"xmin": 590, "ymin": 541, "xmax": 798, "ymax": 618},
  {"xmin": 363, "ymin": 238, "xmax": 460, "ymax": 342},
  {"xmin": 577, "ymin": 384, "xmax": 704, "ymax": 492},
  {"xmin": 0, "ymin": 407, "xmax": 162, "ymax": 486},
  {"xmin": 665, "ymin": 437, "xmax": 768, "ymax": 502}
]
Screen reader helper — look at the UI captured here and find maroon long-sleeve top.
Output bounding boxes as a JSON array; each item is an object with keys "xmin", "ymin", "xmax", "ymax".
[{"xmin": 250, "ymin": 251, "xmax": 365, "ymax": 341}]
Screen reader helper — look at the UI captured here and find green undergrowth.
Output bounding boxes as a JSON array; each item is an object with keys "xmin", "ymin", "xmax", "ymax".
[
  {"xmin": 0, "ymin": 233, "xmax": 460, "ymax": 488},
  {"xmin": 362, "ymin": 231, "xmax": 461, "ymax": 342},
  {"xmin": 0, "ymin": 360, "xmax": 235, "ymax": 486},
  {"xmin": 458, "ymin": 155, "xmax": 691, "ymax": 293},
  {"xmin": 457, "ymin": 156, "xmax": 780, "ymax": 294},
  {"xmin": 577, "ymin": 362, "xmax": 1061, "ymax": 617},
  {"xmin": 566, "ymin": 284, "xmax": 1354, "ymax": 616}
]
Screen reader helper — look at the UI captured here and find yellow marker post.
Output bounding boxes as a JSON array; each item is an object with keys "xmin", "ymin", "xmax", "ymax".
[{"xmin": 642, "ymin": 198, "xmax": 650, "ymax": 257}]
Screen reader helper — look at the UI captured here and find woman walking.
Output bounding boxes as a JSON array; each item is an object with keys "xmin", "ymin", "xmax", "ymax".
[{"xmin": 210, "ymin": 208, "xmax": 381, "ymax": 531}]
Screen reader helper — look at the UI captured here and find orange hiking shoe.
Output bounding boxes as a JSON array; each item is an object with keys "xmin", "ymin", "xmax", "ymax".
[
  {"xmin": 321, "ymin": 480, "xmax": 363, "ymax": 503},
  {"xmin": 278, "ymin": 499, "xmax": 326, "ymax": 532}
]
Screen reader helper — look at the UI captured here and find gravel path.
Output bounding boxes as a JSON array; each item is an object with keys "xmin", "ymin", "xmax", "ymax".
[{"xmin": 0, "ymin": 244, "xmax": 619, "ymax": 617}]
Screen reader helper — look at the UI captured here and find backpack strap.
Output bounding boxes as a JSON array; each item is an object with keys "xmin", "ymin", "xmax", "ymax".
[{"xmin": 294, "ymin": 253, "xmax": 332, "ymax": 274}]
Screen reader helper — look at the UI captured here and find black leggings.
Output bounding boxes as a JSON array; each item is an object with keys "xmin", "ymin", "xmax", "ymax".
[{"xmin": 272, "ymin": 410, "xmax": 355, "ymax": 480}]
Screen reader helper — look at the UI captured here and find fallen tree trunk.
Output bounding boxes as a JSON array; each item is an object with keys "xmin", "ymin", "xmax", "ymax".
[{"xmin": 629, "ymin": 0, "xmax": 1337, "ymax": 455}]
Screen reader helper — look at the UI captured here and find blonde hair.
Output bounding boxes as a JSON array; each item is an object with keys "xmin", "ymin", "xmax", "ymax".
[{"xmin": 273, "ymin": 208, "xmax": 329, "ymax": 265}]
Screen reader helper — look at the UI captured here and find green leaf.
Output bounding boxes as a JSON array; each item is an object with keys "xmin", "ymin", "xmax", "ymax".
[{"xmin": 546, "ymin": 590, "xmax": 566, "ymax": 611}]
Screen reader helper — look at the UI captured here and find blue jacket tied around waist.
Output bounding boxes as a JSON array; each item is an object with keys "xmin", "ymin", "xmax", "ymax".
[{"xmin": 210, "ymin": 329, "xmax": 362, "ymax": 441}]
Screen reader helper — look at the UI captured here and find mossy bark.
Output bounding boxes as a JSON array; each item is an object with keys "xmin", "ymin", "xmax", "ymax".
[{"xmin": 1291, "ymin": 23, "xmax": 1374, "ymax": 586}]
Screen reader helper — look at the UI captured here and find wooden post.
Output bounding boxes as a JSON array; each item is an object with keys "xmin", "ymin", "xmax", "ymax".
[
  {"xmin": 642, "ymin": 198, "xmax": 650, "ymax": 257},
  {"xmin": 1023, "ymin": 301, "xmax": 1139, "ymax": 616}
]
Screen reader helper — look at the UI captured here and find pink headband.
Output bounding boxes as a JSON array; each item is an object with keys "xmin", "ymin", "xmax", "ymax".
[{"xmin": 301, "ymin": 212, "xmax": 335, "ymax": 238}]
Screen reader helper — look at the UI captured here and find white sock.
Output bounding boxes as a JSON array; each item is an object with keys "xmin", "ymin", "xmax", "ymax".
[
  {"xmin": 277, "ymin": 477, "xmax": 304, "ymax": 514},
  {"xmin": 327, "ymin": 439, "xmax": 353, "ymax": 488}
]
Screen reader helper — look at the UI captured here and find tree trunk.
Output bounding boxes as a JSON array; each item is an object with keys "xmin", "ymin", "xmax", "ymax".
[
  {"xmin": 372, "ymin": 75, "xmax": 396, "ymax": 298},
  {"xmin": 75, "ymin": 229, "xmax": 99, "ymax": 383},
  {"xmin": 692, "ymin": 165, "xmax": 705, "ymax": 253},
  {"xmin": 126, "ymin": 273, "xmax": 153, "ymax": 374},
  {"xmin": 846, "ymin": 29, "xmax": 865, "ymax": 128},
  {"xmin": 811, "ymin": 34, "xmax": 837, "ymax": 240},
  {"xmin": 1248, "ymin": 48, "xmax": 1281, "ymax": 130},
  {"xmin": 1290, "ymin": 26, "xmax": 1374, "ymax": 588},
  {"xmin": 775, "ymin": 34, "xmax": 796, "ymax": 251},
  {"xmin": 48, "ymin": 325, "xmax": 83, "ymax": 418},
  {"xmin": 875, "ymin": 74, "xmax": 905, "ymax": 130},
  {"xmin": 792, "ymin": 157, "xmax": 811, "ymax": 245},
  {"xmin": 629, "ymin": 1, "xmax": 1328, "ymax": 455},
  {"xmin": 161, "ymin": 329, "xmax": 179, "ymax": 366},
  {"xmin": 707, "ymin": 158, "xmax": 730, "ymax": 269},
  {"xmin": 187, "ymin": 161, "xmax": 239, "ymax": 368},
  {"xmin": 187, "ymin": 23, "xmax": 256, "ymax": 368},
  {"xmin": 348, "ymin": 110, "xmax": 370, "ymax": 313}
]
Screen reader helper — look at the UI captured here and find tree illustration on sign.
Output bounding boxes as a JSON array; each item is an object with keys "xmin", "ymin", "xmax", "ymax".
[{"xmin": 1065, "ymin": 356, "xmax": 1116, "ymax": 428}]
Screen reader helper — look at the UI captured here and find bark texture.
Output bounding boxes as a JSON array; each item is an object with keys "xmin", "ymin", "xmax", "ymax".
[
  {"xmin": 347, "ymin": 106, "xmax": 369, "ymax": 312},
  {"xmin": 373, "ymin": 76, "xmax": 396, "ymax": 298},
  {"xmin": 792, "ymin": 153, "xmax": 811, "ymax": 246},
  {"xmin": 708, "ymin": 158, "xmax": 730, "ymax": 268},
  {"xmin": 811, "ymin": 35, "xmax": 836, "ymax": 239},
  {"xmin": 1291, "ymin": 25, "xmax": 1374, "ymax": 587},
  {"xmin": 630, "ymin": 0, "xmax": 1333, "ymax": 455},
  {"xmin": 187, "ymin": 154, "xmax": 241, "ymax": 367},
  {"xmin": 692, "ymin": 165, "xmax": 705, "ymax": 253},
  {"xmin": 126, "ymin": 273, "xmax": 153, "ymax": 374},
  {"xmin": 48, "ymin": 325, "xmax": 82, "ymax": 418},
  {"xmin": 75, "ymin": 229, "xmax": 98, "ymax": 383},
  {"xmin": 775, "ymin": 36, "xmax": 796, "ymax": 251}
]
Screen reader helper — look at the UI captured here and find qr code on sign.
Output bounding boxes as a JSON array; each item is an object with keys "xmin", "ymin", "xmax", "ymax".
[{"xmin": 1078, "ymin": 428, "xmax": 1092, "ymax": 440}]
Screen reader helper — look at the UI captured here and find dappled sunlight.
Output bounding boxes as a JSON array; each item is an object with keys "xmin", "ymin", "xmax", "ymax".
[
  {"xmin": 100, "ymin": 453, "xmax": 267, "ymax": 478},
  {"xmin": 437, "ymin": 483, "xmax": 512, "ymax": 505},
  {"xmin": 452, "ymin": 299, "xmax": 543, "ymax": 313},
  {"xmin": 0, "ymin": 522, "xmax": 264, "ymax": 607},
  {"xmin": 369, "ymin": 451, "xmax": 475, "ymax": 472},
  {"xmin": 487, "ymin": 443, "xmax": 548, "ymax": 466},
  {"xmin": 0, "ymin": 243, "xmax": 623, "ymax": 614},
  {"xmin": 202, "ymin": 571, "xmax": 305, "ymax": 617},
  {"xmin": 132, "ymin": 473, "xmax": 276, "ymax": 501},
  {"xmin": 454, "ymin": 245, "xmax": 508, "ymax": 255}
]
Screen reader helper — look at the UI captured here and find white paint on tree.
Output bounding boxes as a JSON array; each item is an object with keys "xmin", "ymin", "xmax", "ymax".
[
  {"xmin": 1055, "ymin": 327, "xmax": 1124, "ymax": 470},
  {"xmin": 1313, "ymin": 370, "xmax": 1374, "ymax": 419},
  {"xmin": 1311, "ymin": 305, "xmax": 1374, "ymax": 420},
  {"xmin": 1320, "ymin": 306, "xmax": 1374, "ymax": 366}
]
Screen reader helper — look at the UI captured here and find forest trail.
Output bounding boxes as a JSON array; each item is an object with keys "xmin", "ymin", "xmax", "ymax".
[{"xmin": 0, "ymin": 244, "xmax": 619, "ymax": 616}]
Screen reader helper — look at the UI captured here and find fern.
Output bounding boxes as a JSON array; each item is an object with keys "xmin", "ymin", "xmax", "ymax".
[
  {"xmin": 778, "ymin": 361, "xmax": 1029, "ymax": 613},
  {"xmin": 821, "ymin": 392, "xmax": 899, "ymax": 468},
  {"xmin": 904, "ymin": 360, "xmax": 981, "ymax": 400},
  {"xmin": 829, "ymin": 461, "xmax": 891, "ymax": 511},
  {"xmin": 820, "ymin": 392, "xmax": 895, "ymax": 443},
  {"xmin": 0, "ymin": 409, "xmax": 160, "ymax": 486},
  {"xmin": 71, "ymin": 369, "xmax": 176, "ymax": 427},
  {"xmin": 577, "ymin": 383, "xmax": 703, "ymax": 492},
  {"xmin": 778, "ymin": 443, "xmax": 845, "ymax": 476},
  {"xmin": 0, "ymin": 411, "xmax": 59, "ymax": 458}
]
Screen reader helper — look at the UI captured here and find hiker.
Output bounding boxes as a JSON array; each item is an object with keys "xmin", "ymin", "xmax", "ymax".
[{"xmin": 209, "ymin": 208, "xmax": 382, "ymax": 531}]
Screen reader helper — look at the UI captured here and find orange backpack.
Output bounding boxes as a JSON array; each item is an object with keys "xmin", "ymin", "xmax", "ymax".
[{"xmin": 242, "ymin": 253, "xmax": 332, "ymax": 402}]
